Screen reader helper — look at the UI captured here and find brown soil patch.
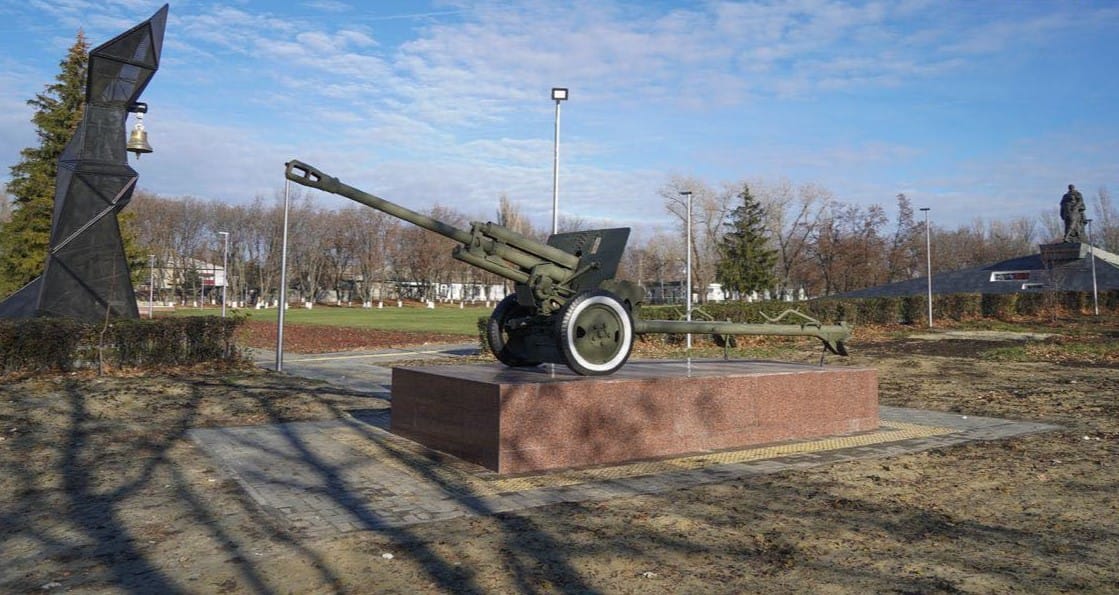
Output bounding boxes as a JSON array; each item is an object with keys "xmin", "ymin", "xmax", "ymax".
[
  {"xmin": 2, "ymin": 317, "xmax": 1118, "ymax": 593},
  {"xmin": 238, "ymin": 320, "xmax": 471, "ymax": 353}
]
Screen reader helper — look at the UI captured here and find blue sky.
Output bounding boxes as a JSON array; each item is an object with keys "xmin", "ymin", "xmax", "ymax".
[{"xmin": 1, "ymin": 0, "xmax": 1117, "ymax": 235}]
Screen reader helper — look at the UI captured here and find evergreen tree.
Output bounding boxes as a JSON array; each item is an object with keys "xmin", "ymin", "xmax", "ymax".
[
  {"xmin": 716, "ymin": 184, "xmax": 777, "ymax": 297},
  {"xmin": 0, "ymin": 32, "xmax": 89, "ymax": 295}
]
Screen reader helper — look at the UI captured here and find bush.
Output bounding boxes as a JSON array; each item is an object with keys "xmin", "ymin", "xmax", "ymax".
[
  {"xmin": 853, "ymin": 297, "xmax": 903, "ymax": 324},
  {"xmin": 1105, "ymin": 289, "xmax": 1119, "ymax": 310},
  {"xmin": 641, "ymin": 289, "xmax": 1119, "ymax": 330},
  {"xmin": 943, "ymin": 294, "xmax": 982, "ymax": 320},
  {"xmin": 0, "ymin": 318, "xmax": 90, "ymax": 373},
  {"xmin": 901, "ymin": 295, "xmax": 927, "ymax": 325},
  {"xmin": 106, "ymin": 316, "xmax": 243, "ymax": 367},
  {"xmin": 981, "ymin": 294, "xmax": 1017, "ymax": 319},
  {"xmin": 0, "ymin": 315, "xmax": 245, "ymax": 375},
  {"xmin": 1062, "ymin": 291, "xmax": 1088, "ymax": 313},
  {"xmin": 1015, "ymin": 292, "xmax": 1046, "ymax": 316},
  {"xmin": 477, "ymin": 316, "xmax": 491, "ymax": 354}
]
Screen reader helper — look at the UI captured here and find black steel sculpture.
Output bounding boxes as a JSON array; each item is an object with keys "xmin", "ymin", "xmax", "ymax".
[
  {"xmin": 0, "ymin": 5, "xmax": 168, "ymax": 322},
  {"xmin": 285, "ymin": 160, "xmax": 851, "ymax": 376}
]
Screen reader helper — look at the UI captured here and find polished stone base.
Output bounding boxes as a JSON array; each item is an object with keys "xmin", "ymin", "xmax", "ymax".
[
  {"xmin": 1039, "ymin": 241, "xmax": 1091, "ymax": 264},
  {"xmin": 390, "ymin": 360, "xmax": 879, "ymax": 474}
]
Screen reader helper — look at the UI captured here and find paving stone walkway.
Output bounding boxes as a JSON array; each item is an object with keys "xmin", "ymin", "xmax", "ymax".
[
  {"xmin": 251, "ymin": 343, "xmax": 480, "ymax": 397},
  {"xmin": 190, "ymin": 406, "xmax": 1059, "ymax": 539}
]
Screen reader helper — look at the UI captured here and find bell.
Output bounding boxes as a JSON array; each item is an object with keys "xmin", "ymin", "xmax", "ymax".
[{"xmin": 127, "ymin": 115, "xmax": 153, "ymax": 158}]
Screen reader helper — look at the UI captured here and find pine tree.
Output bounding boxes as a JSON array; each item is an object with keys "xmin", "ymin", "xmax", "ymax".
[
  {"xmin": 716, "ymin": 184, "xmax": 777, "ymax": 297},
  {"xmin": 0, "ymin": 31, "xmax": 89, "ymax": 295}
]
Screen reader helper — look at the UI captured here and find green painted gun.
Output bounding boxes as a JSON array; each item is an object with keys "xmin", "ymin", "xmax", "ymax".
[{"xmin": 285, "ymin": 160, "xmax": 849, "ymax": 375}]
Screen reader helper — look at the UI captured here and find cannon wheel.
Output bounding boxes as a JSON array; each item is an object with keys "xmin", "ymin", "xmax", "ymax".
[
  {"xmin": 556, "ymin": 290, "xmax": 634, "ymax": 376},
  {"xmin": 486, "ymin": 295, "xmax": 541, "ymax": 367}
]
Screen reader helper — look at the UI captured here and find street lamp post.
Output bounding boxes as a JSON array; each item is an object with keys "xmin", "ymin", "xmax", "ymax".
[
  {"xmin": 920, "ymin": 207, "xmax": 933, "ymax": 328},
  {"xmin": 680, "ymin": 190, "xmax": 693, "ymax": 350},
  {"xmin": 148, "ymin": 253, "xmax": 155, "ymax": 319},
  {"xmin": 1086, "ymin": 218, "xmax": 1099, "ymax": 316},
  {"xmin": 276, "ymin": 174, "xmax": 292, "ymax": 372},
  {"xmin": 550, "ymin": 87, "xmax": 568, "ymax": 235},
  {"xmin": 218, "ymin": 231, "xmax": 229, "ymax": 318}
]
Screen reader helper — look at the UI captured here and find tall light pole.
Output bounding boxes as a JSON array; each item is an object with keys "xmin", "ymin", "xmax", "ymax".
[
  {"xmin": 218, "ymin": 231, "xmax": 229, "ymax": 318},
  {"xmin": 148, "ymin": 253, "xmax": 155, "ymax": 319},
  {"xmin": 550, "ymin": 87, "xmax": 568, "ymax": 235},
  {"xmin": 681, "ymin": 190, "xmax": 693, "ymax": 350},
  {"xmin": 920, "ymin": 207, "xmax": 933, "ymax": 327},
  {"xmin": 1086, "ymin": 218, "xmax": 1099, "ymax": 316},
  {"xmin": 276, "ymin": 174, "xmax": 292, "ymax": 372}
]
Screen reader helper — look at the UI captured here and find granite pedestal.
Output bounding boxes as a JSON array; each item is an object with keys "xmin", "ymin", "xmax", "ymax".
[{"xmin": 390, "ymin": 360, "xmax": 878, "ymax": 474}]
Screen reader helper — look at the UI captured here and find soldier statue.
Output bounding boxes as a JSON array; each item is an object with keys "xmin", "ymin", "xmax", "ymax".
[{"xmin": 1060, "ymin": 184, "xmax": 1086, "ymax": 243}]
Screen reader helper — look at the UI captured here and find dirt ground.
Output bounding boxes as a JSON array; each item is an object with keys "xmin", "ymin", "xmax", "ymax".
[
  {"xmin": 237, "ymin": 319, "xmax": 473, "ymax": 353},
  {"xmin": 1, "ymin": 317, "xmax": 1118, "ymax": 593}
]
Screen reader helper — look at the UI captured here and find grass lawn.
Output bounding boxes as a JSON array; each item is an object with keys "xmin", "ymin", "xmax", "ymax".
[{"xmin": 167, "ymin": 303, "xmax": 489, "ymax": 335}]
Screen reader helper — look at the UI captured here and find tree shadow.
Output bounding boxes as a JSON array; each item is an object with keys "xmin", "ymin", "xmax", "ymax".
[
  {"xmin": 2, "ymin": 356, "xmax": 1111, "ymax": 593},
  {"xmin": 0, "ymin": 376, "xmax": 349, "ymax": 593},
  {"xmin": 225, "ymin": 375, "xmax": 601, "ymax": 594}
]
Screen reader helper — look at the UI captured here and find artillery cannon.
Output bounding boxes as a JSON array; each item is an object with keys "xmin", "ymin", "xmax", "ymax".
[{"xmin": 284, "ymin": 160, "xmax": 850, "ymax": 375}]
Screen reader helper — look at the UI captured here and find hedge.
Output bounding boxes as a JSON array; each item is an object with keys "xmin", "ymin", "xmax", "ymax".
[
  {"xmin": 0, "ymin": 315, "xmax": 245, "ymax": 375},
  {"xmin": 641, "ymin": 290, "xmax": 1117, "ymax": 326}
]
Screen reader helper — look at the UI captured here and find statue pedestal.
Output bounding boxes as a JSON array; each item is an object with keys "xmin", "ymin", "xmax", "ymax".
[
  {"xmin": 390, "ymin": 360, "xmax": 879, "ymax": 474},
  {"xmin": 1040, "ymin": 242, "xmax": 1090, "ymax": 265}
]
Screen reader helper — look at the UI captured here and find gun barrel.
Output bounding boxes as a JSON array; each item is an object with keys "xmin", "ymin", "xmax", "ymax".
[
  {"xmin": 481, "ymin": 223, "xmax": 579, "ymax": 270},
  {"xmin": 285, "ymin": 160, "xmax": 473, "ymax": 245}
]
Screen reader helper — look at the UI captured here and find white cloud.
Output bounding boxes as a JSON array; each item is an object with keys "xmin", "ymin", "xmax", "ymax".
[
  {"xmin": 3, "ymin": 0, "xmax": 1118, "ymax": 232},
  {"xmin": 304, "ymin": 0, "xmax": 352, "ymax": 14},
  {"xmin": 457, "ymin": 138, "xmax": 550, "ymax": 168}
]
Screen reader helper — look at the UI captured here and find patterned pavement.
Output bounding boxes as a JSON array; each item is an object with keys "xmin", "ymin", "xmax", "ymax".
[{"xmin": 190, "ymin": 406, "xmax": 1059, "ymax": 539}]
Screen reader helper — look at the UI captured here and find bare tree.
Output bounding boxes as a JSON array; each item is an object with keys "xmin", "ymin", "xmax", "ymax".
[
  {"xmin": 986, "ymin": 217, "xmax": 1037, "ymax": 262},
  {"xmin": 313, "ymin": 209, "xmax": 352, "ymax": 305},
  {"xmin": 1039, "ymin": 209, "xmax": 1063, "ymax": 244},
  {"xmin": 923, "ymin": 216, "xmax": 1042, "ymax": 276},
  {"xmin": 753, "ymin": 180, "xmax": 832, "ymax": 298},
  {"xmin": 557, "ymin": 214, "xmax": 593, "ymax": 233},
  {"xmin": 1092, "ymin": 186, "xmax": 1118, "ymax": 252},
  {"xmin": 131, "ymin": 194, "xmax": 208, "ymax": 304},
  {"xmin": 933, "ymin": 223, "xmax": 974, "ymax": 272},
  {"xmin": 127, "ymin": 190, "xmax": 167, "ymax": 250},
  {"xmin": 661, "ymin": 176, "xmax": 732, "ymax": 303},
  {"xmin": 809, "ymin": 202, "xmax": 887, "ymax": 295},
  {"xmin": 886, "ymin": 194, "xmax": 921, "ymax": 282},
  {"xmin": 286, "ymin": 198, "xmax": 334, "ymax": 305},
  {"xmin": 622, "ymin": 230, "xmax": 684, "ymax": 303},
  {"xmin": 128, "ymin": 171, "xmax": 1100, "ymax": 311},
  {"xmin": 390, "ymin": 204, "xmax": 466, "ymax": 301},
  {"xmin": 341, "ymin": 205, "xmax": 394, "ymax": 305},
  {"xmin": 847, "ymin": 203, "xmax": 889, "ymax": 291},
  {"xmin": 239, "ymin": 195, "xmax": 281, "ymax": 306},
  {"xmin": 213, "ymin": 202, "xmax": 257, "ymax": 307},
  {"xmin": 496, "ymin": 194, "xmax": 534, "ymax": 237}
]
